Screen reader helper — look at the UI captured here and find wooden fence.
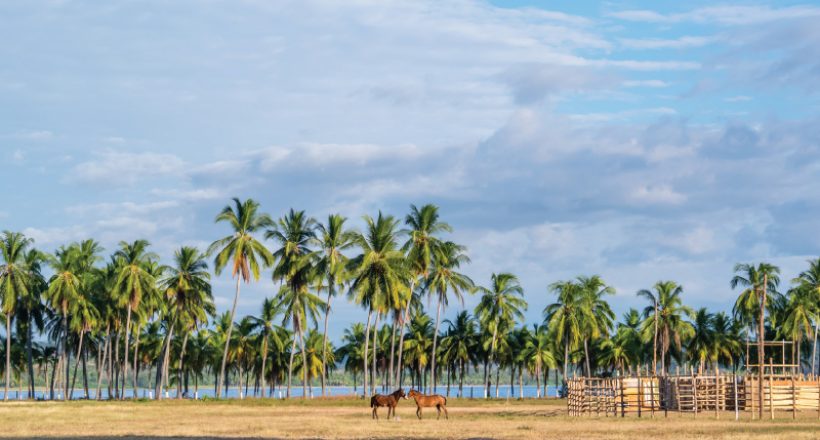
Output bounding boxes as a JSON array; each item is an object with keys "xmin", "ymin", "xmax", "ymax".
[{"xmin": 567, "ymin": 373, "xmax": 820, "ymax": 419}]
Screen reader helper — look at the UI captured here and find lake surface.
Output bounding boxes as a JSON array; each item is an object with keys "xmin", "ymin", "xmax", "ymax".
[{"xmin": 3, "ymin": 385, "xmax": 561, "ymax": 400}]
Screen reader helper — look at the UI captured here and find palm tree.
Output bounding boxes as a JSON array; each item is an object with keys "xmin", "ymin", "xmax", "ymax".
[
  {"xmin": 314, "ymin": 214, "xmax": 355, "ymax": 397},
  {"xmin": 0, "ymin": 231, "xmax": 32, "ymax": 401},
  {"xmin": 440, "ymin": 311, "xmax": 478, "ymax": 397},
  {"xmin": 521, "ymin": 325, "xmax": 555, "ymax": 398},
  {"xmin": 19, "ymin": 249, "xmax": 46, "ymax": 399},
  {"xmin": 793, "ymin": 258, "xmax": 820, "ymax": 375},
  {"xmin": 349, "ymin": 212, "xmax": 408, "ymax": 396},
  {"xmin": 423, "ymin": 241, "xmax": 473, "ymax": 392},
  {"xmin": 476, "ymin": 273, "xmax": 526, "ymax": 398},
  {"xmin": 268, "ymin": 209, "xmax": 321, "ymax": 399},
  {"xmin": 337, "ymin": 323, "xmax": 366, "ymax": 392},
  {"xmin": 638, "ymin": 281, "xmax": 692, "ymax": 375},
  {"xmin": 276, "ymin": 259, "xmax": 325, "ymax": 399},
  {"xmin": 544, "ymin": 280, "xmax": 585, "ymax": 384},
  {"xmin": 68, "ymin": 295, "xmax": 99, "ymax": 398},
  {"xmin": 731, "ymin": 262, "xmax": 780, "ymax": 419},
  {"xmin": 779, "ymin": 286, "xmax": 817, "ymax": 373},
  {"xmin": 112, "ymin": 240, "xmax": 157, "ymax": 398},
  {"xmin": 688, "ymin": 308, "xmax": 714, "ymax": 373},
  {"xmin": 403, "ymin": 310, "xmax": 433, "ymax": 389},
  {"xmin": 247, "ymin": 298, "xmax": 284, "ymax": 397},
  {"xmin": 397, "ymin": 204, "xmax": 449, "ymax": 385},
  {"xmin": 45, "ymin": 245, "xmax": 83, "ymax": 400},
  {"xmin": 576, "ymin": 276, "xmax": 614, "ymax": 376},
  {"xmin": 208, "ymin": 198, "xmax": 274, "ymax": 398},
  {"xmin": 157, "ymin": 246, "xmax": 213, "ymax": 399}
]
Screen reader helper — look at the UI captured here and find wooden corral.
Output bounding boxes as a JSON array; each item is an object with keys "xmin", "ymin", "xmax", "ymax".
[{"xmin": 567, "ymin": 373, "xmax": 820, "ymax": 419}]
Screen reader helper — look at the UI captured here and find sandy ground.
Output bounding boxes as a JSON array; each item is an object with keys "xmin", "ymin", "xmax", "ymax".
[{"xmin": 1, "ymin": 397, "xmax": 819, "ymax": 439}]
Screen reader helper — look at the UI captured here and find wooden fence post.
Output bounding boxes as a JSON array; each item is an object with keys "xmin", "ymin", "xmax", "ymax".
[
  {"xmin": 620, "ymin": 376, "xmax": 625, "ymax": 418},
  {"xmin": 769, "ymin": 358, "xmax": 775, "ymax": 420}
]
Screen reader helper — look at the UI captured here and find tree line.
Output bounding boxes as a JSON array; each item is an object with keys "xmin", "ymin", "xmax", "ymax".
[{"xmin": 1, "ymin": 198, "xmax": 819, "ymax": 401}]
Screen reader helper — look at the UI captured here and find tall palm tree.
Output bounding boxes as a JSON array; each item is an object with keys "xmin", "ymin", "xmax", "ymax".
[
  {"xmin": 276, "ymin": 256, "xmax": 325, "ymax": 399},
  {"xmin": 336, "ymin": 323, "xmax": 366, "ymax": 392},
  {"xmin": 349, "ymin": 212, "xmax": 408, "ymax": 396},
  {"xmin": 440, "ymin": 311, "xmax": 478, "ymax": 396},
  {"xmin": 423, "ymin": 241, "xmax": 473, "ymax": 392},
  {"xmin": 68, "ymin": 295, "xmax": 99, "ymax": 399},
  {"xmin": 314, "ymin": 214, "xmax": 355, "ymax": 397},
  {"xmin": 157, "ymin": 246, "xmax": 213, "ymax": 399},
  {"xmin": 0, "ymin": 231, "xmax": 32, "ymax": 401},
  {"xmin": 639, "ymin": 281, "xmax": 693, "ymax": 374},
  {"xmin": 268, "ymin": 209, "xmax": 320, "ymax": 399},
  {"xmin": 208, "ymin": 198, "xmax": 274, "ymax": 398},
  {"xmin": 779, "ymin": 286, "xmax": 817, "ymax": 372},
  {"xmin": 521, "ymin": 324, "xmax": 555, "ymax": 398},
  {"xmin": 731, "ymin": 262, "xmax": 780, "ymax": 419},
  {"xmin": 112, "ymin": 240, "xmax": 157, "ymax": 398},
  {"xmin": 638, "ymin": 281, "xmax": 681, "ymax": 375},
  {"xmin": 576, "ymin": 276, "xmax": 614, "ymax": 376},
  {"xmin": 45, "ymin": 245, "xmax": 83, "ymax": 400},
  {"xmin": 544, "ymin": 280, "xmax": 585, "ymax": 384},
  {"xmin": 20, "ymin": 249, "xmax": 46, "ymax": 399},
  {"xmin": 687, "ymin": 308, "xmax": 714, "ymax": 373},
  {"xmin": 476, "ymin": 273, "xmax": 526, "ymax": 398},
  {"xmin": 793, "ymin": 258, "xmax": 820, "ymax": 375},
  {"xmin": 397, "ymin": 204, "xmax": 449, "ymax": 385},
  {"xmin": 247, "ymin": 298, "xmax": 284, "ymax": 398}
]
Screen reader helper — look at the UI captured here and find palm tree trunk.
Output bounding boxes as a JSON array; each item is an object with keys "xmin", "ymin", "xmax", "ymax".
[
  {"xmin": 177, "ymin": 332, "xmax": 189, "ymax": 399},
  {"xmin": 652, "ymin": 302, "xmax": 658, "ymax": 375},
  {"xmin": 260, "ymin": 337, "xmax": 269, "ymax": 398},
  {"xmin": 758, "ymin": 278, "xmax": 767, "ymax": 420},
  {"xmin": 62, "ymin": 312, "xmax": 69, "ymax": 400},
  {"xmin": 26, "ymin": 316, "xmax": 35, "ymax": 399},
  {"xmin": 123, "ymin": 304, "xmax": 132, "ymax": 400},
  {"xmin": 583, "ymin": 338, "xmax": 591, "ymax": 376},
  {"xmin": 371, "ymin": 313, "xmax": 379, "ymax": 397},
  {"xmin": 812, "ymin": 324, "xmax": 818, "ymax": 378},
  {"xmin": 96, "ymin": 326, "xmax": 110, "ymax": 400},
  {"xmin": 70, "ymin": 331, "xmax": 85, "ymax": 399},
  {"xmin": 363, "ymin": 309, "xmax": 372, "ymax": 398},
  {"xmin": 4, "ymin": 314, "xmax": 11, "ymax": 401},
  {"xmin": 394, "ymin": 278, "xmax": 415, "ymax": 385},
  {"xmin": 287, "ymin": 327, "xmax": 297, "ymax": 398},
  {"xmin": 156, "ymin": 317, "xmax": 175, "ymax": 400},
  {"xmin": 488, "ymin": 326, "xmax": 497, "ymax": 398},
  {"xmin": 388, "ymin": 316, "xmax": 397, "ymax": 390},
  {"xmin": 218, "ymin": 276, "xmax": 242, "ymax": 398},
  {"xmin": 321, "ymin": 276, "xmax": 334, "ymax": 397},
  {"xmin": 300, "ymin": 329, "xmax": 308, "ymax": 399},
  {"xmin": 562, "ymin": 334, "xmax": 570, "ymax": 385},
  {"xmin": 431, "ymin": 295, "xmax": 442, "ymax": 393},
  {"xmin": 82, "ymin": 348, "xmax": 90, "ymax": 399},
  {"xmin": 132, "ymin": 322, "xmax": 142, "ymax": 395}
]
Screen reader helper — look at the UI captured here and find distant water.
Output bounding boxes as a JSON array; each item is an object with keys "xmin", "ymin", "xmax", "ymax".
[{"xmin": 2, "ymin": 385, "xmax": 560, "ymax": 400}]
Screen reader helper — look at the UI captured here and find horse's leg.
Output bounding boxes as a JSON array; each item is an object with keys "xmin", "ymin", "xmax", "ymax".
[
  {"xmin": 443, "ymin": 406, "xmax": 449, "ymax": 420},
  {"xmin": 373, "ymin": 406, "xmax": 378, "ymax": 420},
  {"xmin": 436, "ymin": 405, "xmax": 441, "ymax": 420},
  {"xmin": 388, "ymin": 405, "xmax": 393, "ymax": 420},
  {"xmin": 416, "ymin": 406, "xmax": 422, "ymax": 420}
]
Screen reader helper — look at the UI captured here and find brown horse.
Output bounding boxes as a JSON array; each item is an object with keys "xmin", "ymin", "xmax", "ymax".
[
  {"xmin": 407, "ymin": 390, "xmax": 448, "ymax": 420},
  {"xmin": 370, "ymin": 388, "xmax": 406, "ymax": 420}
]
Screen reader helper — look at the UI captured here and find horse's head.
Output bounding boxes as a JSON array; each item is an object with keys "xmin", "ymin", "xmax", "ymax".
[
  {"xmin": 395, "ymin": 388, "xmax": 407, "ymax": 399},
  {"xmin": 407, "ymin": 389, "xmax": 420, "ymax": 399}
]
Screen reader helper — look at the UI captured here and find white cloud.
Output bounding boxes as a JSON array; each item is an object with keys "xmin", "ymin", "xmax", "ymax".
[
  {"xmin": 253, "ymin": 142, "xmax": 431, "ymax": 170},
  {"xmin": 623, "ymin": 80, "xmax": 670, "ymax": 88},
  {"xmin": 629, "ymin": 184, "xmax": 687, "ymax": 205},
  {"xmin": 620, "ymin": 36, "xmax": 714, "ymax": 49},
  {"xmin": 610, "ymin": 5, "xmax": 820, "ymax": 26},
  {"xmin": 68, "ymin": 150, "xmax": 185, "ymax": 185},
  {"xmin": 15, "ymin": 130, "xmax": 53, "ymax": 140},
  {"xmin": 724, "ymin": 95, "xmax": 752, "ymax": 102}
]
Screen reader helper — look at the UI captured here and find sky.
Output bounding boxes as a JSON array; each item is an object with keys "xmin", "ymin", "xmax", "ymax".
[{"xmin": 1, "ymin": 0, "xmax": 819, "ymax": 341}]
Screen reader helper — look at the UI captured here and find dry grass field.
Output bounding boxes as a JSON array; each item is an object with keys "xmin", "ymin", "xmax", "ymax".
[{"xmin": 1, "ymin": 397, "xmax": 819, "ymax": 439}]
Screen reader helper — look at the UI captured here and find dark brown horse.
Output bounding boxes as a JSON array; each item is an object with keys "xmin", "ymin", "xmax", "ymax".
[
  {"xmin": 407, "ymin": 389, "xmax": 448, "ymax": 420},
  {"xmin": 370, "ymin": 388, "xmax": 406, "ymax": 420}
]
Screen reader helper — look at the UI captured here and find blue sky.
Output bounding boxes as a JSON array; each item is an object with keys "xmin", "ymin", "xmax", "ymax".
[{"xmin": 2, "ymin": 1, "xmax": 819, "ymax": 340}]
